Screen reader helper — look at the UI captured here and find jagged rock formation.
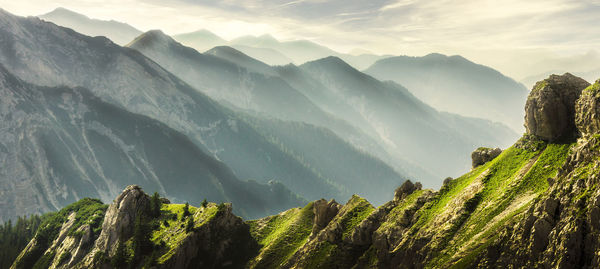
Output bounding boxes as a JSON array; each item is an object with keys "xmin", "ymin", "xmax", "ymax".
[
  {"xmin": 575, "ymin": 80, "xmax": 600, "ymax": 136},
  {"xmin": 11, "ymin": 75, "xmax": 600, "ymax": 268},
  {"xmin": 471, "ymin": 147, "xmax": 502, "ymax": 168},
  {"xmin": 524, "ymin": 73, "xmax": 590, "ymax": 141}
]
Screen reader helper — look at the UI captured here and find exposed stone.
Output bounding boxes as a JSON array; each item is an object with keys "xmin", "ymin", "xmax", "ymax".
[
  {"xmin": 471, "ymin": 147, "xmax": 502, "ymax": 168},
  {"xmin": 524, "ymin": 73, "xmax": 590, "ymax": 141},
  {"xmin": 394, "ymin": 180, "xmax": 422, "ymax": 201},
  {"xmin": 310, "ymin": 199, "xmax": 341, "ymax": 239},
  {"xmin": 575, "ymin": 80, "xmax": 600, "ymax": 136},
  {"xmin": 92, "ymin": 185, "xmax": 150, "ymax": 256}
]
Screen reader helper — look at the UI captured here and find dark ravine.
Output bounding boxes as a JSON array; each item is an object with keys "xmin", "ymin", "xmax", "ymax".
[{"xmin": 11, "ymin": 74, "xmax": 600, "ymax": 268}]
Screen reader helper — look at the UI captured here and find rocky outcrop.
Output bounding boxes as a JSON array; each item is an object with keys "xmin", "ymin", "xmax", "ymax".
[
  {"xmin": 310, "ymin": 199, "xmax": 341, "ymax": 238},
  {"xmin": 471, "ymin": 147, "xmax": 502, "ymax": 168},
  {"xmin": 524, "ymin": 73, "xmax": 590, "ymax": 141},
  {"xmin": 394, "ymin": 180, "xmax": 422, "ymax": 201},
  {"xmin": 575, "ymin": 80, "xmax": 600, "ymax": 136},
  {"xmin": 92, "ymin": 185, "xmax": 150, "ymax": 256}
]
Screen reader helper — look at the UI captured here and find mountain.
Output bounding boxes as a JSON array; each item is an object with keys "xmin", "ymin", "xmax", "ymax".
[
  {"xmin": 127, "ymin": 31, "xmax": 409, "ymax": 204},
  {"xmin": 38, "ymin": 7, "xmax": 142, "ymax": 45},
  {"xmin": 171, "ymin": 29, "xmax": 227, "ymax": 52},
  {"xmin": 365, "ymin": 53, "xmax": 529, "ymax": 132},
  {"xmin": 280, "ymin": 56, "xmax": 517, "ymax": 184},
  {"xmin": 12, "ymin": 74, "xmax": 600, "ymax": 269},
  {"xmin": 0, "ymin": 64, "xmax": 303, "ymax": 221},
  {"xmin": 0, "ymin": 10, "xmax": 342, "ymax": 219},
  {"xmin": 230, "ymin": 34, "xmax": 388, "ymax": 68},
  {"xmin": 230, "ymin": 45, "xmax": 294, "ymax": 66}
]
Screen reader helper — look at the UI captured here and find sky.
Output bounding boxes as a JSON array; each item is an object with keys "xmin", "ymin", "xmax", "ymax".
[{"xmin": 2, "ymin": 0, "xmax": 600, "ymax": 80}]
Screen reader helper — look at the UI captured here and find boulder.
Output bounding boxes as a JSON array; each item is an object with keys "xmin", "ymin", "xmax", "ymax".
[
  {"xmin": 471, "ymin": 147, "xmax": 502, "ymax": 168},
  {"xmin": 524, "ymin": 73, "xmax": 590, "ymax": 141},
  {"xmin": 575, "ymin": 80, "xmax": 600, "ymax": 136}
]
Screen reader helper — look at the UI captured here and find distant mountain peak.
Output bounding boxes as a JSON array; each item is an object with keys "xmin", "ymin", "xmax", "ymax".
[{"xmin": 128, "ymin": 29, "xmax": 176, "ymax": 48}]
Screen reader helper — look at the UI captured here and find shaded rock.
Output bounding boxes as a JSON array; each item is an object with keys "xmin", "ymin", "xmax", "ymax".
[
  {"xmin": 524, "ymin": 73, "xmax": 590, "ymax": 141},
  {"xmin": 394, "ymin": 180, "xmax": 422, "ymax": 201},
  {"xmin": 575, "ymin": 79, "xmax": 600, "ymax": 136},
  {"xmin": 471, "ymin": 147, "xmax": 502, "ymax": 168},
  {"xmin": 92, "ymin": 185, "xmax": 150, "ymax": 256},
  {"xmin": 311, "ymin": 199, "xmax": 341, "ymax": 238}
]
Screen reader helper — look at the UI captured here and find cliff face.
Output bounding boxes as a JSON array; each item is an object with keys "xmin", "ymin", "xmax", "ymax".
[{"xmin": 13, "ymin": 75, "xmax": 600, "ymax": 268}]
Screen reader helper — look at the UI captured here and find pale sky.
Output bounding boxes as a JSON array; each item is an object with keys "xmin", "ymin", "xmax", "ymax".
[{"xmin": 2, "ymin": 0, "xmax": 600, "ymax": 80}]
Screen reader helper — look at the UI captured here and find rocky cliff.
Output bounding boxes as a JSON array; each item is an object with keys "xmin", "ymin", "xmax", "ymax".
[{"xmin": 12, "ymin": 74, "xmax": 600, "ymax": 268}]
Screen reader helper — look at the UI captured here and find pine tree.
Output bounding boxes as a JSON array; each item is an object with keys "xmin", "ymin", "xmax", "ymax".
[
  {"xmin": 201, "ymin": 199, "xmax": 208, "ymax": 208},
  {"xmin": 150, "ymin": 192, "xmax": 161, "ymax": 218},
  {"xmin": 182, "ymin": 202, "xmax": 190, "ymax": 219},
  {"xmin": 186, "ymin": 217, "xmax": 194, "ymax": 232}
]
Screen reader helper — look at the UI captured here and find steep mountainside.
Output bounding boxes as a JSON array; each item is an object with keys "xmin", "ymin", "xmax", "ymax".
[
  {"xmin": 39, "ymin": 8, "xmax": 142, "ymax": 45},
  {"xmin": 127, "ymin": 32, "xmax": 410, "ymax": 202},
  {"xmin": 365, "ymin": 53, "xmax": 529, "ymax": 132},
  {"xmin": 13, "ymin": 74, "xmax": 599, "ymax": 269},
  {"xmin": 291, "ymin": 57, "xmax": 516, "ymax": 183},
  {"xmin": 0, "ymin": 10, "xmax": 341, "ymax": 218},
  {"xmin": 0, "ymin": 65, "xmax": 303, "ymax": 221}
]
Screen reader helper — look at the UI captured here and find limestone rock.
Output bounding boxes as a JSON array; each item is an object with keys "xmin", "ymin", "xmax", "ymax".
[
  {"xmin": 524, "ymin": 73, "xmax": 590, "ymax": 141},
  {"xmin": 92, "ymin": 185, "xmax": 150, "ymax": 256},
  {"xmin": 575, "ymin": 80, "xmax": 600, "ymax": 136},
  {"xmin": 311, "ymin": 199, "xmax": 341, "ymax": 238},
  {"xmin": 471, "ymin": 147, "xmax": 502, "ymax": 168}
]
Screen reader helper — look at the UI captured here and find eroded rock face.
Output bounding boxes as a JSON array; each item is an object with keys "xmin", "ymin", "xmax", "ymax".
[
  {"xmin": 524, "ymin": 73, "xmax": 590, "ymax": 141},
  {"xmin": 575, "ymin": 80, "xmax": 600, "ymax": 136},
  {"xmin": 471, "ymin": 147, "xmax": 502, "ymax": 168},
  {"xmin": 93, "ymin": 185, "xmax": 150, "ymax": 256},
  {"xmin": 311, "ymin": 199, "xmax": 341, "ymax": 238},
  {"xmin": 394, "ymin": 180, "xmax": 422, "ymax": 201}
]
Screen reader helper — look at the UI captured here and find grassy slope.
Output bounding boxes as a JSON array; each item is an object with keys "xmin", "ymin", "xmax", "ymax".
[
  {"xmin": 390, "ymin": 137, "xmax": 573, "ymax": 268},
  {"xmin": 246, "ymin": 202, "xmax": 315, "ymax": 268},
  {"xmin": 151, "ymin": 203, "xmax": 219, "ymax": 264}
]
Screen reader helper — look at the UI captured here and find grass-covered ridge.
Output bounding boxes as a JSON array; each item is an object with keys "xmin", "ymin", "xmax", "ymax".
[
  {"xmin": 394, "ymin": 137, "xmax": 575, "ymax": 268},
  {"xmin": 151, "ymin": 203, "xmax": 220, "ymax": 264},
  {"xmin": 13, "ymin": 198, "xmax": 107, "ymax": 269},
  {"xmin": 246, "ymin": 202, "xmax": 315, "ymax": 268}
]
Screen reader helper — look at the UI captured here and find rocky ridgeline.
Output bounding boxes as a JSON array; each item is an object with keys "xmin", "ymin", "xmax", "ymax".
[{"xmin": 12, "ymin": 75, "xmax": 600, "ymax": 268}]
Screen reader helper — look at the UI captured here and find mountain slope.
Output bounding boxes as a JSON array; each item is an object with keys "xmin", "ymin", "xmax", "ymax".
[
  {"xmin": 365, "ymin": 53, "xmax": 529, "ymax": 132},
  {"xmin": 127, "ymin": 31, "xmax": 408, "ymax": 204},
  {"xmin": 13, "ymin": 75, "xmax": 600, "ymax": 269},
  {"xmin": 172, "ymin": 29, "xmax": 227, "ymax": 53},
  {"xmin": 38, "ymin": 7, "xmax": 142, "ymax": 45},
  {"xmin": 286, "ymin": 56, "xmax": 517, "ymax": 184},
  {"xmin": 0, "ymin": 10, "xmax": 339, "ymax": 217},
  {"xmin": 0, "ymin": 64, "xmax": 303, "ymax": 221}
]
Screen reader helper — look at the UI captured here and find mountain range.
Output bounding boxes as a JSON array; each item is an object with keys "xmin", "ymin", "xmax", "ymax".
[
  {"xmin": 10, "ymin": 74, "xmax": 600, "ymax": 268},
  {"xmin": 365, "ymin": 53, "xmax": 529, "ymax": 132}
]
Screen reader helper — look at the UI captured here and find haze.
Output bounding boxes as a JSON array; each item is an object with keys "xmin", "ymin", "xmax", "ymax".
[{"xmin": 3, "ymin": 0, "xmax": 600, "ymax": 83}]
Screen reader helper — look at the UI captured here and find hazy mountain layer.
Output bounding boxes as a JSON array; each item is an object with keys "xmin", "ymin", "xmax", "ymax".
[
  {"xmin": 365, "ymin": 53, "xmax": 529, "ymax": 132},
  {"xmin": 283, "ymin": 57, "xmax": 516, "ymax": 184},
  {"xmin": 0, "ymin": 10, "xmax": 342, "ymax": 217},
  {"xmin": 0, "ymin": 65, "xmax": 304, "ymax": 222},
  {"xmin": 39, "ymin": 8, "xmax": 142, "ymax": 46},
  {"xmin": 127, "ymin": 32, "xmax": 408, "ymax": 204}
]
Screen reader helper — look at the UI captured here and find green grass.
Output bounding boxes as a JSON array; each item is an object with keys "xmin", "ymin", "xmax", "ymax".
[
  {"xmin": 14, "ymin": 198, "xmax": 107, "ymax": 269},
  {"xmin": 152, "ymin": 203, "xmax": 219, "ymax": 264},
  {"xmin": 247, "ymin": 202, "xmax": 315, "ymax": 268},
  {"xmin": 425, "ymin": 142, "xmax": 573, "ymax": 267},
  {"xmin": 303, "ymin": 241, "xmax": 336, "ymax": 268},
  {"xmin": 339, "ymin": 196, "xmax": 374, "ymax": 240}
]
